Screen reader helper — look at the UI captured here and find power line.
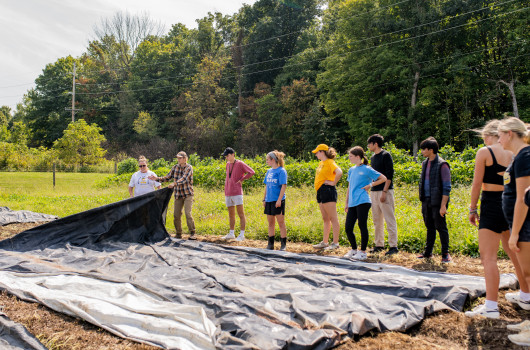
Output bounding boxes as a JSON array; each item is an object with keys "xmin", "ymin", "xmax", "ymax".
[
  {"xmin": 2, "ymin": 0, "xmax": 520, "ymax": 93},
  {"xmin": 2, "ymin": 4, "xmax": 526, "ymax": 103},
  {"xmin": 72, "ymin": 0, "xmax": 414, "ymax": 77},
  {"xmin": 76, "ymin": 49, "xmax": 529, "ymax": 117},
  {"xmin": 73, "ymin": 0, "xmax": 522, "ymax": 90}
]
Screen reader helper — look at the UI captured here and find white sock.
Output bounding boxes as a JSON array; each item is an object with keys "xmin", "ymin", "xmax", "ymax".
[
  {"xmin": 485, "ymin": 300, "xmax": 498, "ymax": 310},
  {"xmin": 229, "ymin": 230, "xmax": 234, "ymax": 235},
  {"xmin": 520, "ymin": 291, "xmax": 530, "ymax": 301},
  {"xmin": 239, "ymin": 230, "xmax": 245, "ymax": 237}
]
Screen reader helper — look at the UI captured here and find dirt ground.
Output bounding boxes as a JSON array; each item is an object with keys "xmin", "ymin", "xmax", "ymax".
[{"xmin": 0, "ymin": 223, "xmax": 529, "ymax": 349}]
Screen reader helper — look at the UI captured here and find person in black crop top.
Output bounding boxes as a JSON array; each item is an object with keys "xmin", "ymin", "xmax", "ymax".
[
  {"xmin": 466, "ymin": 119, "xmax": 528, "ymax": 319},
  {"xmin": 498, "ymin": 117, "xmax": 530, "ymax": 313}
]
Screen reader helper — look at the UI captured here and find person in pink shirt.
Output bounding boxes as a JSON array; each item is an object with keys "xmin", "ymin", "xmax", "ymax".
[{"xmin": 221, "ymin": 147, "xmax": 255, "ymax": 241}]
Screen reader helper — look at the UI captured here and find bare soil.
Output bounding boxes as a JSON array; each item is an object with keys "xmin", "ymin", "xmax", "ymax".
[{"xmin": 0, "ymin": 223, "xmax": 528, "ymax": 349}]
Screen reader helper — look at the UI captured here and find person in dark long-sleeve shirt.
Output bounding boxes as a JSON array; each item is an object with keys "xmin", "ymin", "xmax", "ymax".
[
  {"xmin": 367, "ymin": 134, "xmax": 399, "ymax": 255},
  {"xmin": 418, "ymin": 137, "xmax": 452, "ymax": 263}
]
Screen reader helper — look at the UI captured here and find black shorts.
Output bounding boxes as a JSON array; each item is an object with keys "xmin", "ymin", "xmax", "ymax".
[
  {"xmin": 317, "ymin": 185, "xmax": 337, "ymax": 203},
  {"xmin": 479, "ymin": 191, "xmax": 509, "ymax": 233},
  {"xmin": 264, "ymin": 200, "xmax": 285, "ymax": 216}
]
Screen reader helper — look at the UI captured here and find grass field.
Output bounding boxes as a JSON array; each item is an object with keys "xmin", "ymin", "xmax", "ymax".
[{"xmin": 0, "ymin": 172, "xmax": 480, "ymax": 256}]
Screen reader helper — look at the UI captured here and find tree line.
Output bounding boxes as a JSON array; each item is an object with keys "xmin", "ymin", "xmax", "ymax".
[{"xmin": 1, "ymin": 0, "xmax": 528, "ymax": 162}]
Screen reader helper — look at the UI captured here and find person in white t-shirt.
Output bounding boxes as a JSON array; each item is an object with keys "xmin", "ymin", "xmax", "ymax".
[{"xmin": 128, "ymin": 156, "xmax": 161, "ymax": 197}]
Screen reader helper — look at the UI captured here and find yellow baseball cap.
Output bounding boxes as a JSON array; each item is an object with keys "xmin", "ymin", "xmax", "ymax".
[{"xmin": 312, "ymin": 144, "xmax": 329, "ymax": 153}]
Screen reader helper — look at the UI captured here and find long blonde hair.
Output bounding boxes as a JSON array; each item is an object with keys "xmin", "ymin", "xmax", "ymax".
[
  {"xmin": 498, "ymin": 117, "xmax": 530, "ymax": 144},
  {"xmin": 474, "ymin": 119, "xmax": 500, "ymax": 138}
]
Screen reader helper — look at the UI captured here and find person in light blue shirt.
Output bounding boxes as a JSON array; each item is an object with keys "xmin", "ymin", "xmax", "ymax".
[
  {"xmin": 263, "ymin": 150, "xmax": 288, "ymax": 251},
  {"xmin": 343, "ymin": 146, "xmax": 387, "ymax": 261}
]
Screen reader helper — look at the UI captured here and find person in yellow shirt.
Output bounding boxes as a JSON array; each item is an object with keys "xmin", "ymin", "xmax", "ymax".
[{"xmin": 312, "ymin": 144, "xmax": 343, "ymax": 250}]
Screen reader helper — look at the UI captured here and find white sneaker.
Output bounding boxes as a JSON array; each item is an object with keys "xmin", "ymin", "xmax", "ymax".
[
  {"xmin": 464, "ymin": 304, "xmax": 499, "ymax": 319},
  {"xmin": 352, "ymin": 251, "xmax": 367, "ymax": 260},
  {"xmin": 343, "ymin": 249, "xmax": 357, "ymax": 259},
  {"xmin": 235, "ymin": 234, "xmax": 245, "ymax": 241},
  {"xmin": 324, "ymin": 242, "xmax": 339, "ymax": 251},
  {"xmin": 508, "ymin": 320, "xmax": 530, "ymax": 332},
  {"xmin": 508, "ymin": 330, "xmax": 530, "ymax": 346},
  {"xmin": 506, "ymin": 292, "xmax": 530, "ymax": 310},
  {"xmin": 312, "ymin": 241, "xmax": 328, "ymax": 249},
  {"xmin": 223, "ymin": 232, "xmax": 236, "ymax": 240}
]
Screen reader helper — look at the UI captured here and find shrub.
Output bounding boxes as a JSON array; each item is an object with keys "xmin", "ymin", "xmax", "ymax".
[
  {"xmin": 117, "ymin": 158, "xmax": 138, "ymax": 175},
  {"xmin": 97, "ymin": 146, "xmax": 479, "ymax": 188}
]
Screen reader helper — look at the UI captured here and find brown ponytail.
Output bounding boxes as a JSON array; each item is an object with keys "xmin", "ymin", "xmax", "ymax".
[
  {"xmin": 349, "ymin": 146, "xmax": 369, "ymax": 165},
  {"xmin": 324, "ymin": 147, "xmax": 337, "ymax": 160}
]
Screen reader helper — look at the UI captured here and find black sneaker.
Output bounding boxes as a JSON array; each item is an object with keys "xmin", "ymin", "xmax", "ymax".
[
  {"xmin": 417, "ymin": 253, "xmax": 432, "ymax": 259},
  {"xmin": 385, "ymin": 247, "xmax": 399, "ymax": 256},
  {"xmin": 188, "ymin": 233, "xmax": 197, "ymax": 240},
  {"xmin": 372, "ymin": 246, "xmax": 385, "ymax": 253}
]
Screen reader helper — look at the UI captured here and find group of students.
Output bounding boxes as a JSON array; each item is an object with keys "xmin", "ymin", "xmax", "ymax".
[
  {"xmin": 127, "ymin": 136, "xmax": 401, "ymax": 258},
  {"xmin": 127, "ymin": 117, "xmax": 530, "ymax": 344}
]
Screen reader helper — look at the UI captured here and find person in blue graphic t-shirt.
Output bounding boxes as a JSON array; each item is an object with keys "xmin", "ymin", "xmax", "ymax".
[
  {"xmin": 263, "ymin": 150, "xmax": 288, "ymax": 251},
  {"xmin": 343, "ymin": 147, "xmax": 387, "ymax": 261}
]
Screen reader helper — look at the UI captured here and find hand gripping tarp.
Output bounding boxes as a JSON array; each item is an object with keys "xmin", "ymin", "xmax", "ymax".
[{"xmin": 0, "ymin": 188, "xmax": 518, "ymax": 349}]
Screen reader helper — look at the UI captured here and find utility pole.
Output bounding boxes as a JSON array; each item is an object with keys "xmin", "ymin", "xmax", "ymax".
[{"xmin": 65, "ymin": 62, "xmax": 82, "ymax": 121}]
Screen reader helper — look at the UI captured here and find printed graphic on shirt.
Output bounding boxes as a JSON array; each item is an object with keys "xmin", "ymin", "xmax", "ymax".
[
  {"xmin": 264, "ymin": 167, "xmax": 287, "ymax": 202},
  {"xmin": 504, "ymin": 171, "xmax": 511, "ymax": 186}
]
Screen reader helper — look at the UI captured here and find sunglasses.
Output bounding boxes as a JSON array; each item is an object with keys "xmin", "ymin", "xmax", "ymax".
[{"xmin": 139, "ymin": 165, "xmax": 147, "ymax": 168}]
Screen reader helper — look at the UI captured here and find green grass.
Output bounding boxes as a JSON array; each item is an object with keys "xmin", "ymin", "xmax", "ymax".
[{"xmin": 0, "ymin": 172, "xmax": 480, "ymax": 256}]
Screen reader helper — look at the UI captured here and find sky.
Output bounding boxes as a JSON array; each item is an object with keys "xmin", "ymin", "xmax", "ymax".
[{"xmin": 0, "ymin": 0, "xmax": 256, "ymax": 113}]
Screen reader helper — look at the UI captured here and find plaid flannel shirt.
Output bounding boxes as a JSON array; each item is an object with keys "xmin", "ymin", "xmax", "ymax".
[{"xmin": 158, "ymin": 163, "xmax": 194, "ymax": 198}]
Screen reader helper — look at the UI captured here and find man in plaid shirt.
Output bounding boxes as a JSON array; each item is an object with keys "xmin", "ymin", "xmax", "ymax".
[{"xmin": 149, "ymin": 151, "xmax": 196, "ymax": 240}]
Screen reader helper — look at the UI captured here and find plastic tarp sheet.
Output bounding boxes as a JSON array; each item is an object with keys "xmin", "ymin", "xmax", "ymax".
[
  {"xmin": 0, "ymin": 311, "xmax": 47, "ymax": 350},
  {"xmin": 0, "ymin": 188, "xmax": 519, "ymax": 349},
  {"xmin": 0, "ymin": 207, "xmax": 58, "ymax": 226}
]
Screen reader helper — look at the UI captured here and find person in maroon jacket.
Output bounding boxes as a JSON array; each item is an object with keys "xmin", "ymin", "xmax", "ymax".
[{"xmin": 221, "ymin": 147, "xmax": 255, "ymax": 241}]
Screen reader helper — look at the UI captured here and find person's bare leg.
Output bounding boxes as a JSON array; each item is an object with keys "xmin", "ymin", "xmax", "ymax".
[
  {"xmin": 227, "ymin": 206, "xmax": 236, "ymax": 231},
  {"xmin": 236, "ymin": 204, "xmax": 246, "ymax": 231},
  {"xmin": 319, "ymin": 203, "xmax": 331, "ymax": 243},
  {"xmin": 323, "ymin": 202, "xmax": 340, "ymax": 244},
  {"xmin": 478, "ymin": 229, "xmax": 502, "ymax": 302}
]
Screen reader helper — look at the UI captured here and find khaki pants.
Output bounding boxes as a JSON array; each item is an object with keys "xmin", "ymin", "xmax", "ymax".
[
  {"xmin": 174, "ymin": 196, "xmax": 195, "ymax": 235},
  {"xmin": 370, "ymin": 190, "xmax": 398, "ymax": 248}
]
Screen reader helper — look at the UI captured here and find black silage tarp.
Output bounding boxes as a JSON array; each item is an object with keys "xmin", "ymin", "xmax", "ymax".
[{"xmin": 0, "ymin": 188, "xmax": 517, "ymax": 349}]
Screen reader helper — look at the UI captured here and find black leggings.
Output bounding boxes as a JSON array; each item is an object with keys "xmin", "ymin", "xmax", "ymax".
[{"xmin": 345, "ymin": 203, "xmax": 371, "ymax": 251}]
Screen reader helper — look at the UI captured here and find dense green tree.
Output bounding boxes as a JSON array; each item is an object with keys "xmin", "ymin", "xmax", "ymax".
[
  {"xmin": 53, "ymin": 119, "xmax": 107, "ymax": 166},
  {"xmin": 24, "ymin": 57, "xmax": 76, "ymax": 147},
  {"xmin": 177, "ymin": 56, "xmax": 234, "ymax": 156},
  {"xmin": 133, "ymin": 111, "xmax": 158, "ymax": 139},
  {"xmin": 237, "ymin": 0, "xmax": 322, "ymax": 92}
]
